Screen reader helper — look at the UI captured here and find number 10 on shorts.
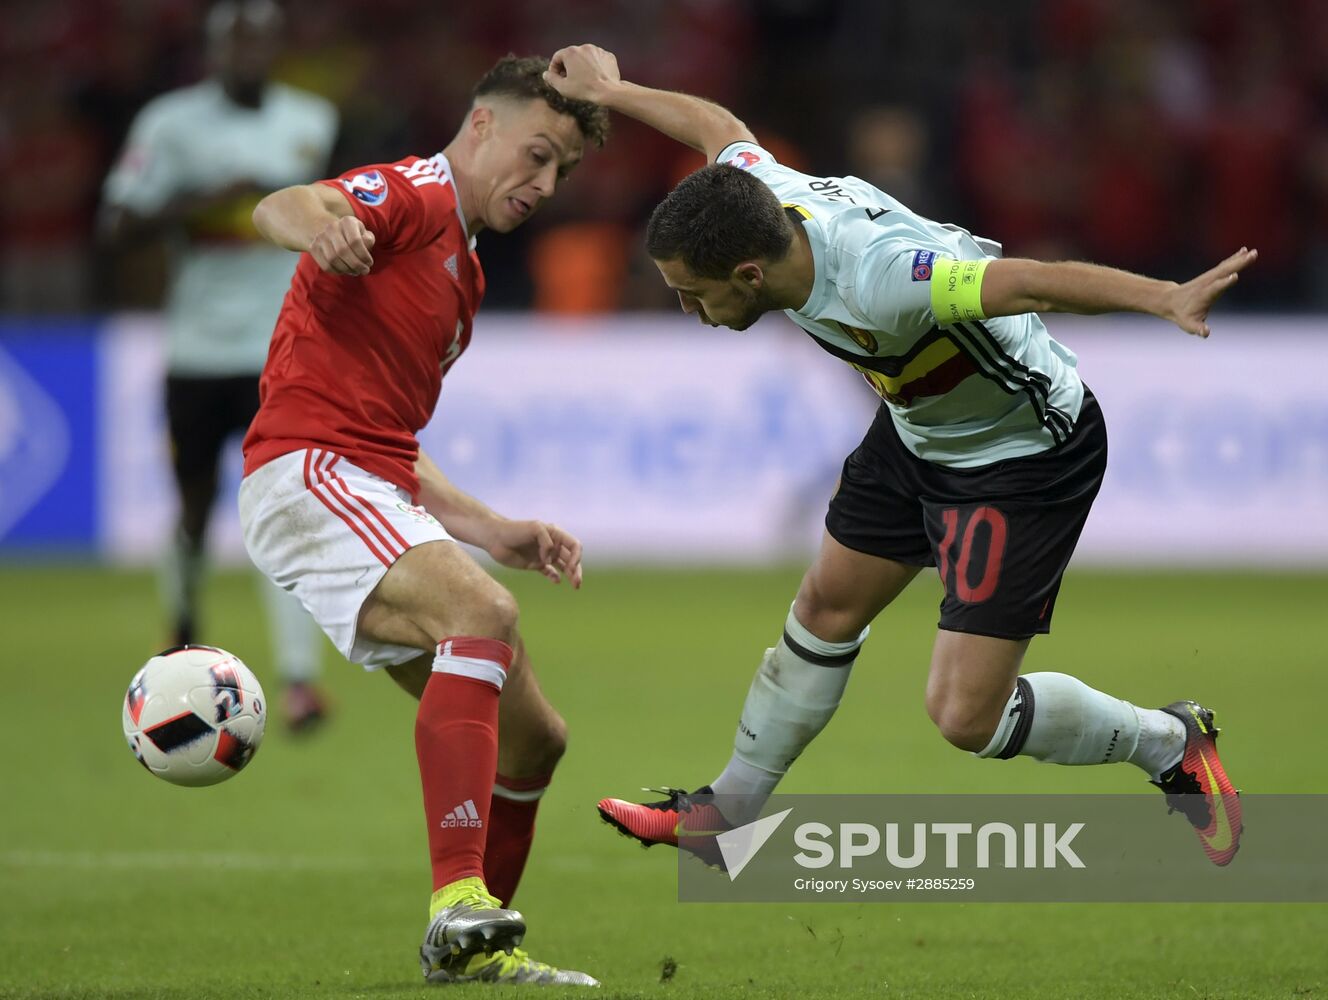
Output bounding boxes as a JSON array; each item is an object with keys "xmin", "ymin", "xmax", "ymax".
[{"xmin": 935, "ymin": 506, "xmax": 1008, "ymax": 604}]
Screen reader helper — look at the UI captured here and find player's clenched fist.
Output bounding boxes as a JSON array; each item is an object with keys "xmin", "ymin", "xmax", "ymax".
[
  {"xmin": 310, "ymin": 215, "xmax": 376, "ymax": 276},
  {"xmin": 544, "ymin": 44, "xmax": 620, "ymax": 104}
]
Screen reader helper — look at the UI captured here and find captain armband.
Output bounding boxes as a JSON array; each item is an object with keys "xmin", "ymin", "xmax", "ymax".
[{"xmin": 930, "ymin": 256, "xmax": 991, "ymax": 324}]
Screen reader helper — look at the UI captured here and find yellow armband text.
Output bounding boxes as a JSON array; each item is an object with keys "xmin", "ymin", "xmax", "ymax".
[{"xmin": 930, "ymin": 256, "xmax": 990, "ymax": 324}]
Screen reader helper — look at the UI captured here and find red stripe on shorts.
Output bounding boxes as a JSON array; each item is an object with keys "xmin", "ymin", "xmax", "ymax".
[
  {"xmin": 333, "ymin": 472, "xmax": 412, "ymax": 552},
  {"xmin": 303, "ymin": 449, "xmax": 395, "ymax": 567},
  {"xmin": 324, "ymin": 473, "xmax": 404, "ymax": 560},
  {"xmin": 318, "ymin": 450, "xmax": 408, "ymax": 562},
  {"xmin": 315, "ymin": 450, "xmax": 405, "ymax": 560}
]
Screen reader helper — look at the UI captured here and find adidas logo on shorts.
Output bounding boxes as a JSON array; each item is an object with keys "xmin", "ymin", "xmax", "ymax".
[{"xmin": 440, "ymin": 798, "xmax": 483, "ymax": 829}]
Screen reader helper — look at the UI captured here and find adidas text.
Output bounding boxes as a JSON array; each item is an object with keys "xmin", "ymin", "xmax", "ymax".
[{"xmin": 440, "ymin": 799, "xmax": 483, "ymax": 829}]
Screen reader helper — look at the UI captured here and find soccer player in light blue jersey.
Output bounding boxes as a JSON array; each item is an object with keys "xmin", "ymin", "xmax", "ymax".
[{"xmin": 546, "ymin": 45, "xmax": 1255, "ymax": 868}]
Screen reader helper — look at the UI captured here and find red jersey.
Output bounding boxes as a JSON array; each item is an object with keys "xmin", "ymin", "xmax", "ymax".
[{"xmin": 242, "ymin": 153, "xmax": 484, "ymax": 498}]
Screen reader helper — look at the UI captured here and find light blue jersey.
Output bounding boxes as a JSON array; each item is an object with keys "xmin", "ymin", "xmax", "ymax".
[{"xmin": 718, "ymin": 141, "xmax": 1084, "ymax": 468}]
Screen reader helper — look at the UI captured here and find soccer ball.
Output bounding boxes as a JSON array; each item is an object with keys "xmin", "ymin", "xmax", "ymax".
[{"xmin": 122, "ymin": 645, "xmax": 267, "ymax": 786}]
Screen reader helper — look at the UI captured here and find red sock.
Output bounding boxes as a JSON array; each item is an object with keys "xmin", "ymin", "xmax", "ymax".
[
  {"xmin": 416, "ymin": 637, "xmax": 512, "ymax": 892},
  {"xmin": 484, "ymin": 773, "xmax": 552, "ymax": 906}
]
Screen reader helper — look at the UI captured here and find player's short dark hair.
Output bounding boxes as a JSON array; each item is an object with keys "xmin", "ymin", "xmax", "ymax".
[
  {"xmin": 646, "ymin": 164, "xmax": 794, "ymax": 278},
  {"xmin": 473, "ymin": 55, "xmax": 610, "ymax": 149}
]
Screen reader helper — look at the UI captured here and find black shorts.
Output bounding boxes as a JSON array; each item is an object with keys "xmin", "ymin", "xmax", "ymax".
[
  {"xmin": 825, "ymin": 387, "xmax": 1108, "ymax": 639},
  {"xmin": 165, "ymin": 374, "xmax": 261, "ymax": 482}
]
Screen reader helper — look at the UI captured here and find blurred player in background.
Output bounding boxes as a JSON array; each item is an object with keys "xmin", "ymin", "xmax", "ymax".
[
  {"xmin": 545, "ymin": 45, "xmax": 1253, "ymax": 869},
  {"xmin": 100, "ymin": 0, "xmax": 336, "ymax": 731},
  {"xmin": 239, "ymin": 55, "xmax": 606, "ymax": 986}
]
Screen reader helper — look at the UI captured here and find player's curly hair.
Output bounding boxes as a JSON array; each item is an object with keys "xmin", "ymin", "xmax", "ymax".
[
  {"xmin": 646, "ymin": 165, "xmax": 794, "ymax": 278},
  {"xmin": 474, "ymin": 55, "xmax": 610, "ymax": 148}
]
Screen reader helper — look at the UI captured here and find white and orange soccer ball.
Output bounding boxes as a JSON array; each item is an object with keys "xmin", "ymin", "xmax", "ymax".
[{"xmin": 122, "ymin": 645, "xmax": 266, "ymax": 786}]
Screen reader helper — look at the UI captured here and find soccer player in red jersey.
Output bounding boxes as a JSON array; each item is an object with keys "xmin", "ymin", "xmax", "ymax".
[{"xmin": 238, "ymin": 57, "xmax": 606, "ymax": 986}]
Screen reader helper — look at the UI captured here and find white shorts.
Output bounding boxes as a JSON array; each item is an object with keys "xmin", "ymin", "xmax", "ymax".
[{"xmin": 238, "ymin": 448, "xmax": 453, "ymax": 670}]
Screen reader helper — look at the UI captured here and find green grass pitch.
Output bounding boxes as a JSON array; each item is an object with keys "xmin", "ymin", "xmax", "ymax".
[{"xmin": 2, "ymin": 563, "xmax": 1325, "ymax": 999}]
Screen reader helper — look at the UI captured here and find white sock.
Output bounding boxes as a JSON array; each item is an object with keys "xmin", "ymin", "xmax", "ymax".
[
  {"xmin": 711, "ymin": 755, "xmax": 781, "ymax": 815},
  {"xmin": 977, "ymin": 672, "xmax": 1185, "ymax": 778},
  {"xmin": 259, "ymin": 575, "xmax": 323, "ymax": 684},
  {"xmin": 709, "ymin": 606, "xmax": 868, "ymax": 824},
  {"xmin": 1129, "ymin": 706, "xmax": 1187, "ymax": 779}
]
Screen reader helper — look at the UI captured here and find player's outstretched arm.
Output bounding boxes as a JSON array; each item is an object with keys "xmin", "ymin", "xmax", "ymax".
[
  {"xmin": 416, "ymin": 451, "xmax": 583, "ymax": 588},
  {"xmin": 974, "ymin": 248, "xmax": 1259, "ymax": 338},
  {"xmin": 252, "ymin": 184, "xmax": 376, "ymax": 276},
  {"xmin": 543, "ymin": 44, "xmax": 754, "ymax": 162}
]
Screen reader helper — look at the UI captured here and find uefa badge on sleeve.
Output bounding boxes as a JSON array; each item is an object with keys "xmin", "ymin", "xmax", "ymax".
[
  {"xmin": 911, "ymin": 250, "xmax": 936, "ymax": 281},
  {"xmin": 341, "ymin": 169, "xmax": 389, "ymax": 206}
]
